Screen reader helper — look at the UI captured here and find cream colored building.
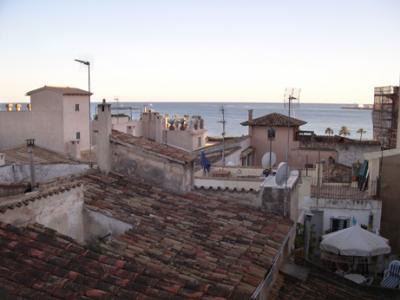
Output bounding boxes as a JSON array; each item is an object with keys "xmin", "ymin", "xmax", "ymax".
[
  {"xmin": 0, "ymin": 86, "xmax": 91, "ymax": 157},
  {"xmin": 93, "ymin": 107, "xmax": 207, "ymax": 152}
]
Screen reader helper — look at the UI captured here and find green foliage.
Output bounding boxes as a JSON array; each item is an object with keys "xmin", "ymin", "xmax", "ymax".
[{"xmin": 339, "ymin": 126, "xmax": 351, "ymax": 137}]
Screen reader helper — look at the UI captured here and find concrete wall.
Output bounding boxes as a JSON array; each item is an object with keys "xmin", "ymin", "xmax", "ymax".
[
  {"xmin": 0, "ymin": 186, "xmax": 86, "ymax": 242},
  {"xmin": 0, "ymin": 90, "xmax": 89, "ymax": 154},
  {"xmin": 224, "ymin": 137, "xmax": 251, "ymax": 166},
  {"xmin": 95, "ymin": 102, "xmax": 112, "ymax": 173},
  {"xmin": 63, "ymin": 95, "xmax": 90, "ymax": 151},
  {"xmin": 141, "ymin": 111, "xmax": 164, "ymax": 142},
  {"xmin": 111, "ymin": 120, "xmax": 142, "ymax": 136},
  {"xmin": 308, "ymin": 198, "xmax": 382, "ymax": 234},
  {"xmin": 0, "ymin": 164, "xmax": 89, "ymax": 183},
  {"xmin": 380, "ymin": 153, "xmax": 400, "ymax": 252},
  {"xmin": 336, "ymin": 143, "xmax": 380, "ymax": 166},
  {"xmin": 111, "ymin": 143, "xmax": 193, "ymax": 193},
  {"xmin": 292, "ymin": 149, "xmax": 337, "ymax": 170},
  {"xmin": 251, "ymin": 127, "xmax": 298, "ymax": 167},
  {"xmin": 0, "ymin": 111, "xmax": 33, "ymax": 150},
  {"xmin": 29, "ymin": 90, "xmax": 65, "ymax": 153},
  {"xmin": 83, "ymin": 209, "xmax": 132, "ymax": 244},
  {"xmin": 165, "ymin": 129, "xmax": 207, "ymax": 151},
  {"xmin": 0, "ymin": 185, "xmax": 133, "ymax": 244},
  {"xmin": 260, "ymin": 171, "xmax": 299, "ymax": 222}
]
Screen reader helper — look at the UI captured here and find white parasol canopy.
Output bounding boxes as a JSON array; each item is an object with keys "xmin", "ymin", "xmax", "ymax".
[{"xmin": 320, "ymin": 224, "xmax": 391, "ymax": 256}]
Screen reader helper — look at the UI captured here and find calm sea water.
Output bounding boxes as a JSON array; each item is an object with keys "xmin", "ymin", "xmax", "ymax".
[
  {"xmin": 0, "ymin": 102, "xmax": 373, "ymax": 139},
  {"xmin": 93, "ymin": 102, "xmax": 373, "ymax": 139}
]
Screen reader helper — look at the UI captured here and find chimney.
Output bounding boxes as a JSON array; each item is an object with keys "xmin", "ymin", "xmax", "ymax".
[
  {"xmin": 259, "ymin": 170, "xmax": 299, "ymax": 221},
  {"xmin": 248, "ymin": 109, "xmax": 253, "ymax": 122},
  {"xmin": 248, "ymin": 109, "xmax": 253, "ymax": 137},
  {"xmin": 96, "ymin": 99, "xmax": 112, "ymax": 173},
  {"xmin": 26, "ymin": 139, "xmax": 36, "ymax": 190}
]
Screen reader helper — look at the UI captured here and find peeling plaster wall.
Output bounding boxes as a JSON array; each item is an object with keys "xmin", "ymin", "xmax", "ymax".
[
  {"xmin": 83, "ymin": 209, "xmax": 132, "ymax": 243},
  {"xmin": 336, "ymin": 144, "xmax": 380, "ymax": 166},
  {"xmin": 0, "ymin": 186, "xmax": 133, "ymax": 244},
  {"xmin": 111, "ymin": 143, "xmax": 192, "ymax": 193},
  {"xmin": 0, "ymin": 186, "xmax": 86, "ymax": 242},
  {"xmin": 0, "ymin": 164, "xmax": 89, "ymax": 183}
]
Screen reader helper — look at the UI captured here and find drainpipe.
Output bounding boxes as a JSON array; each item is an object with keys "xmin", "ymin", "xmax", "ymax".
[{"xmin": 26, "ymin": 139, "xmax": 36, "ymax": 190}]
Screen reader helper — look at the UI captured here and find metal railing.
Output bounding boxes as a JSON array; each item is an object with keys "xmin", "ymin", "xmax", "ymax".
[{"xmin": 311, "ymin": 180, "xmax": 378, "ymax": 200}]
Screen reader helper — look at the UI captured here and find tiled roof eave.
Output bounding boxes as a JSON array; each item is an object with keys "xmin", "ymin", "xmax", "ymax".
[{"xmin": 110, "ymin": 137, "xmax": 192, "ymax": 165}]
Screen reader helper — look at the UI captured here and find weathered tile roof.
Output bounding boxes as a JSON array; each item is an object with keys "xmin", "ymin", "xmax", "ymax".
[
  {"xmin": 0, "ymin": 171, "xmax": 293, "ymax": 299},
  {"xmin": 0, "ymin": 222, "xmax": 197, "ymax": 299},
  {"xmin": 2, "ymin": 144, "xmax": 76, "ymax": 165},
  {"xmin": 26, "ymin": 85, "xmax": 91, "ymax": 96},
  {"xmin": 111, "ymin": 130, "xmax": 195, "ymax": 164},
  {"xmin": 82, "ymin": 172, "xmax": 292, "ymax": 298},
  {"xmin": 241, "ymin": 113, "xmax": 307, "ymax": 127}
]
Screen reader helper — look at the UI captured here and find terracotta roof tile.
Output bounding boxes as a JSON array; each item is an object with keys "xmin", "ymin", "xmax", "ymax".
[
  {"xmin": 241, "ymin": 112, "xmax": 306, "ymax": 127},
  {"xmin": 26, "ymin": 86, "xmax": 91, "ymax": 96},
  {"xmin": 2, "ymin": 144, "xmax": 76, "ymax": 164},
  {"xmin": 269, "ymin": 267, "xmax": 393, "ymax": 300},
  {"xmin": 111, "ymin": 130, "xmax": 195, "ymax": 164},
  {"xmin": 0, "ymin": 171, "xmax": 293, "ymax": 299},
  {"xmin": 81, "ymin": 172, "xmax": 292, "ymax": 298}
]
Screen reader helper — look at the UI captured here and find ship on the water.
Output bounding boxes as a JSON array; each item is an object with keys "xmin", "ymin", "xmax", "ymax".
[{"xmin": 341, "ymin": 103, "xmax": 373, "ymax": 110}]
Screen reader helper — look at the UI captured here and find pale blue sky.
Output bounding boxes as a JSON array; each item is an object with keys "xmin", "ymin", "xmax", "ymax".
[{"xmin": 0, "ymin": 0, "xmax": 399, "ymax": 103}]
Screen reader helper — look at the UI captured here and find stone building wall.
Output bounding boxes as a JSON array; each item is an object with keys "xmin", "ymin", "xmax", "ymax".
[
  {"xmin": 111, "ymin": 143, "xmax": 193, "ymax": 193},
  {"xmin": 336, "ymin": 143, "xmax": 381, "ymax": 166}
]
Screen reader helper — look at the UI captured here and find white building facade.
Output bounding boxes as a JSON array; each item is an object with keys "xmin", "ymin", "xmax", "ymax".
[{"xmin": 0, "ymin": 86, "xmax": 90, "ymax": 157}]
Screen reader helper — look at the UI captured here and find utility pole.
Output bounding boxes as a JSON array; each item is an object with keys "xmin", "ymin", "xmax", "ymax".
[{"xmin": 218, "ymin": 105, "xmax": 226, "ymax": 166}]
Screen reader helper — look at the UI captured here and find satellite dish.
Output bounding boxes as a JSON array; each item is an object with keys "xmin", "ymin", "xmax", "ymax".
[
  {"xmin": 261, "ymin": 152, "xmax": 277, "ymax": 169},
  {"xmin": 275, "ymin": 162, "xmax": 290, "ymax": 186}
]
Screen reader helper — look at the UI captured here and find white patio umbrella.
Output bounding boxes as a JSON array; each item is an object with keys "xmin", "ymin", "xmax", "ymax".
[{"xmin": 320, "ymin": 224, "xmax": 391, "ymax": 257}]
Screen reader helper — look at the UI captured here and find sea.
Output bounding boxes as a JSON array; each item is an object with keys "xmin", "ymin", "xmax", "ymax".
[
  {"xmin": 92, "ymin": 102, "xmax": 374, "ymax": 139},
  {"xmin": 0, "ymin": 102, "xmax": 374, "ymax": 139}
]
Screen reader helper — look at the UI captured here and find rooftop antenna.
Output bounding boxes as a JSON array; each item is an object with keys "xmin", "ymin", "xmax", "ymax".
[
  {"xmin": 218, "ymin": 105, "xmax": 227, "ymax": 166},
  {"xmin": 283, "ymin": 87, "xmax": 301, "ymax": 217},
  {"xmin": 283, "ymin": 87, "xmax": 301, "ymax": 163}
]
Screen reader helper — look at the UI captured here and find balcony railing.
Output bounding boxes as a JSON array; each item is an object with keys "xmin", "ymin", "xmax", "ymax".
[{"xmin": 311, "ymin": 180, "xmax": 378, "ymax": 200}]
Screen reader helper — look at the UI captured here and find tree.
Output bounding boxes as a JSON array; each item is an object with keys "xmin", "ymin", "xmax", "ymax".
[
  {"xmin": 325, "ymin": 127, "xmax": 334, "ymax": 136},
  {"xmin": 339, "ymin": 126, "xmax": 350, "ymax": 137},
  {"xmin": 357, "ymin": 128, "xmax": 366, "ymax": 141}
]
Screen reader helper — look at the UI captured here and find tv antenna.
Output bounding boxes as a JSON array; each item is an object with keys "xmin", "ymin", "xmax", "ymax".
[
  {"xmin": 218, "ymin": 105, "xmax": 227, "ymax": 166},
  {"xmin": 283, "ymin": 87, "xmax": 301, "ymax": 163},
  {"xmin": 282, "ymin": 87, "xmax": 301, "ymax": 217}
]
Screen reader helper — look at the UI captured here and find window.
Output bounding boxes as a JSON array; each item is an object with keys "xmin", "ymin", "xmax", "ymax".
[
  {"xmin": 76, "ymin": 132, "xmax": 80, "ymax": 140},
  {"xmin": 330, "ymin": 217, "xmax": 350, "ymax": 232},
  {"xmin": 75, "ymin": 104, "xmax": 80, "ymax": 111},
  {"xmin": 197, "ymin": 137, "xmax": 202, "ymax": 148}
]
